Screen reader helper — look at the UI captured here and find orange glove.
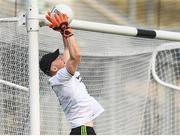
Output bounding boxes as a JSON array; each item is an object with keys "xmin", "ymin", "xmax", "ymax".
[{"xmin": 45, "ymin": 11, "xmax": 74, "ymax": 38}]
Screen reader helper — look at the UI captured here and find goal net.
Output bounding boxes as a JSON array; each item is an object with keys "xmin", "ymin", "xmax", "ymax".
[{"xmin": 0, "ymin": 20, "xmax": 180, "ymax": 135}]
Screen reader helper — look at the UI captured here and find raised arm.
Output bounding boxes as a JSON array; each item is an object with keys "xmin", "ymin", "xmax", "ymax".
[
  {"xmin": 65, "ymin": 29, "xmax": 81, "ymax": 75},
  {"xmin": 45, "ymin": 11, "xmax": 80, "ymax": 75},
  {"xmin": 63, "ymin": 36, "xmax": 81, "ymax": 75},
  {"xmin": 62, "ymin": 37, "xmax": 70, "ymax": 64}
]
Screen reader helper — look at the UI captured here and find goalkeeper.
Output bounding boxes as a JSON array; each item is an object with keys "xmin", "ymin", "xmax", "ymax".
[{"xmin": 39, "ymin": 11, "xmax": 104, "ymax": 135}]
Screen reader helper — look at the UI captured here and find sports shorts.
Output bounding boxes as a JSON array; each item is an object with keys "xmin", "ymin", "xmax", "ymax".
[{"xmin": 70, "ymin": 125, "xmax": 96, "ymax": 135}]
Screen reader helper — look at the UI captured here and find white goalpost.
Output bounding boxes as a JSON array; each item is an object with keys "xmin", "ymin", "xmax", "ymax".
[
  {"xmin": 0, "ymin": 5, "xmax": 180, "ymax": 135},
  {"xmin": 27, "ymin": 0, "xmax": 40, "ymax": 135}
]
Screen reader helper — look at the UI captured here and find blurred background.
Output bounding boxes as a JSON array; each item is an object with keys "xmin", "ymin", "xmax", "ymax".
[{"xmin": 0, "ymin": 0, "xmax": 180, "ymax": 31}]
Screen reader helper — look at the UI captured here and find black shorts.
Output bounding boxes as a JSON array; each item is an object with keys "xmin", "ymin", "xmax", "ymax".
[{"xmin": 70, "ymin": 125, "xmax": 96, "ymax": 135}]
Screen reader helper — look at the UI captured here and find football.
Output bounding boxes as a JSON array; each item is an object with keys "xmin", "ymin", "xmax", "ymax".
[{"xmin": 51, "ymin": 4, "xmax": 74, "ymax": 23}]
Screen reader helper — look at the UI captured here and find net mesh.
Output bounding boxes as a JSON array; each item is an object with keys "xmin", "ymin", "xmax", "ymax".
[
  {"xmin": 0, "ymin": 21, "xmax": 180, "ymax": 135},
  {"xmin": 153, "ymin": 44, "xmax": 180, "ymax": 89}
]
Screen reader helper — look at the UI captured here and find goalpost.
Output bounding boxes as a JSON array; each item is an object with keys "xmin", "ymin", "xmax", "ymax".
[
  {"xmin": 27, "ymin": 0, "xmax": 40, "ymax": 135},
  {"xmin": 0, "ymin": 5, "xmax": 180, "ymax": 135}
]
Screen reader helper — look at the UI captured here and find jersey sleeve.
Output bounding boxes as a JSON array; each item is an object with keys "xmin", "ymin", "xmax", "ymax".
[{"xmin": 49, "ymin": 67, "xmax": 73, "ymax": 86}]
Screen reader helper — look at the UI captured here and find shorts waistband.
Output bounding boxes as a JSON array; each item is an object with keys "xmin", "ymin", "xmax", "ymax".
[
  {"xmin": 71, "ymin": 125, "xmax": 93, "ymax": 131},
  {"xmin": 71, "ymin": 125, "xmax": 94, "ymax": 135}
]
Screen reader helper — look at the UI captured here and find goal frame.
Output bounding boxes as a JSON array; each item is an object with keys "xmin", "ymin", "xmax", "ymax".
[
  {"xmin": 27, "ymin": 0, "xmax": 40, "ymax": 135},
  {"xmin": 0, "ymin": 4, "xmax": 180, "ymax": 134}
]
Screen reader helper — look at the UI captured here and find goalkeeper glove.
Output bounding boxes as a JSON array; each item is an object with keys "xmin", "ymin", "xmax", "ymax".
[{"xmin": 46, "ymin": 11, "xmax": 74, "ymax": 38}]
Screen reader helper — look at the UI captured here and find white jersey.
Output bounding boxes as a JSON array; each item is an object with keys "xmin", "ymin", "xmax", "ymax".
[{"xmin": 49, "ymin": 67, "xmax": 104, "ymax": 128}]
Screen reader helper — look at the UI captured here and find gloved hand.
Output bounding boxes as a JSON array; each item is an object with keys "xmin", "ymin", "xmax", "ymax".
[{"xmin": 45, "ymin": 11, "xmax": 74, "ymax": 38}]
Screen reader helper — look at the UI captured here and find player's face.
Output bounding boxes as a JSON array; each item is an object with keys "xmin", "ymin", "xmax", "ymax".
[{"xmin": 51, "ymin": 55, "xmax": 65, "ymax": 70}]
